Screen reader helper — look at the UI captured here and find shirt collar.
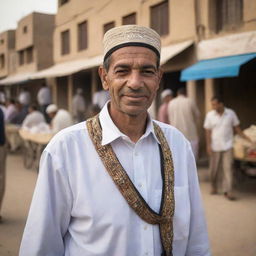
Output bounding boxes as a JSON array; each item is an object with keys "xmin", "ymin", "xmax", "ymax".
[
  {"xmin": 99, "ymin": 102, "xmax": 160, "ymax": 146},
  {"xmin": 213, "ymin": 107, "xmax": 227, "ymax": 116}
]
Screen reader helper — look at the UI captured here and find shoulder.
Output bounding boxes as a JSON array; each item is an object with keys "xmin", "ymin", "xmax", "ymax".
[
  {"xmin": 153, "ymin": 120, "xmax": 190, "ymax": 147},
  {"xmin": 45, "ymin": 122, "xmax": 88, "ymax": 154}
]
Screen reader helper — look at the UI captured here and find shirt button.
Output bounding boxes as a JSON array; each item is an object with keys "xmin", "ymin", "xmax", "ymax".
[
  {"xmin": 134, "ymin": 152, "xmax": 138, "ymax": 156},
  {"xmin": 144, "ymin": 225, "xmax": 148, "ymax": 230},
  {"xmin": 138, "ymin": 183, "xmax": 142, "ymax": 188},
  {"xmin": 145, "ymin": 252, "xmax": 149, "ymax": 256}
]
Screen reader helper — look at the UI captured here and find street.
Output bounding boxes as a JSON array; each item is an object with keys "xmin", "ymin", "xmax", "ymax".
[{"xmin": 0, "ymin": 153, "xmax": 256, "ymax": 256}]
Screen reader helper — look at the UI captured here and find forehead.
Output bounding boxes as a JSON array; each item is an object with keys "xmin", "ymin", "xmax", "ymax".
[{"xmin": 110, "ymin": 46, "xmax": 158, "ymax": 67}]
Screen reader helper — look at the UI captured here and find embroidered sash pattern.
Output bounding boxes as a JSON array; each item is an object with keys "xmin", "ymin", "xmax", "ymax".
[{"xmin": 86, "ymin": 115, "xmax": 175, "ymax": 255}]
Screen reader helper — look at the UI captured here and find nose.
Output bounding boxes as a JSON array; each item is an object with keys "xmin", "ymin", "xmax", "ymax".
[{"xmin": 127, "ymin": 70, "xmax": 143, "ymax": 90}]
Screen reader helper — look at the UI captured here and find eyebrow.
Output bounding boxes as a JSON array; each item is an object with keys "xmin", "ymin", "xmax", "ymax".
[{"xmin": 113, "ymin": 64, "xmax": 157, "ymax": 71}]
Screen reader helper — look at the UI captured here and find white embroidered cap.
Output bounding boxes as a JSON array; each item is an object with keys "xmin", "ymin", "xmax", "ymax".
[
  {"xmin": 161, "ymin": 89, "xmax": 173, "ymax": 100},
  {"xmin": 46, "ymin": 104, "xmax": 58, "ymax": 114},
  {"xmin": 103, "ymin": 25, "xmax": 161, "ymax": 60}
]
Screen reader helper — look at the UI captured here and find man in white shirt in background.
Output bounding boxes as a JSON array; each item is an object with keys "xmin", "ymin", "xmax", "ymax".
[
  {"xmin": 22, "ymin": 105, "xmax": 46, "ymax": 129},
  {"xmin": 37, "ymin": 83, "xmax": 52, "ymax": 122},
  {"xmin": 93, "ymin": 89, "xmax": 110, "ymax": 109},
  {"xmin": 204, "ymin": 96, "xmax": 252, "ymax": 200},
  {"xmin": 18, "ymin": 88, "xmax": 31, "ymax": 108},
  {"xmin": 72, "ymin": 88, "xmax": 86, "ymax": 123},
  {"xmin": 46, "ymin": 104, "xmax": 73, "ymax": 133},
  {"xmin": 168, "ymin": 87, "xmax": 200, "ymax": 160},
  {"xmin": 20, "ymin": 25, "xmax": 210, "ymax": 256}
]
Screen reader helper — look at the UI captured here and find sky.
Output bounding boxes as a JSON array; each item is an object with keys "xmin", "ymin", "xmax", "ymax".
[{"xmin": 0, "ymin": 0, "xmax": 57, "ymax": 33}]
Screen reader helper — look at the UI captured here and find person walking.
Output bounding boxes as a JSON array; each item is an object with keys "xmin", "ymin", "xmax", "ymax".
[
  {"xmin": 157, "ymin": 89, "xmax": 173, "ymax": 124},
  {"xmin": 204, "ymin": 96, "xmax": 252, "ymax": 200},
  {"xmin": 72, "ymin": 88, "xmax": 86, "ymax": 123},
  {"xmin": 168, "ymin": 87, "xmax": 200, "ymax": 159},
  {"xmin": 0, "ymin": 108, "xmax": 7, "ymax": 222},
  {"xmin": 20, "ymin": 25, "xmax": 210, "ymax": 256}
]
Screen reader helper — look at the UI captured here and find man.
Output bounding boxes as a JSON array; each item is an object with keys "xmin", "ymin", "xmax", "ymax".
[
  {"xmin": 5, "ymin": 99, "xmax": 18, "ymax": 123},
  {"xmin": 72, "ymin": 88, "xmax": 86, "ymax": 123},
  {"xmin": 157, "ymin": 88, "xmax": 173, "ymax": 124},
  {"xmin": 168, "ymin": 87, "xmax": 200, "ymax": 159},
  {"xmin": 20, "ymin": 25, "xmax": 210, "ymax": 256},
  {"xmin": 0, "ymin": 107, "xmax": 6, "ymax": 222},
  {"xmin": 46, "ymin": 104, "xmax": 73, "ymax": 133},
  {"xmin": 22, "ymin": 105, "xmax": 46, "ymax": 129},
  {"xmin": 18, "ymin": 88, "xmax": 31, "ymax": 108},
  {"xmin": 204, "ymin": 96, "xmax": 252, "ymax": 200},
  {"xmin": 37, "ymin": 83, "xmax": 52, "ymax": 122}
]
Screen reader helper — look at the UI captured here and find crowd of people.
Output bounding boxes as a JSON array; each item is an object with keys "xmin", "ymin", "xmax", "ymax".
[{"xmin": 157, "ymin": 88, "xmax": 253, "ymax": 200}]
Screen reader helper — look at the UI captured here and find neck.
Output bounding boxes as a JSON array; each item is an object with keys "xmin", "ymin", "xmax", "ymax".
[{"xmin": 108, "ymin": 106, "xmax": 148, "ymax": 143}]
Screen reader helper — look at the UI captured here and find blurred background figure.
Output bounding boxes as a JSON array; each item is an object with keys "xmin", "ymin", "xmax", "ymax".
[
  {"xmin": 46, "ymin": 104, "xmax": 73, "ymax": 133},
  {"xmin": 9, "ymin": 102, "xmax": 28, "ymax": 125},
  {"xmin": 157, "ymin": 89, "xmax": 173, "ymax": 124},
  {"xmin": 22, "ymin": 104, "xmax": 46, "ymax": 129},
  {"xmin": 0, "ymin": 107, "xmax": 7, "ymax": 222},
  {"xmin": 18, "ymin": 88, "xmax": 31, "ymax": 111},
  {"xmin": 93, "ymin": 89, "xmax": 110, "ymax": 109},
  {"xmin": 72, "ymin": 88, "xmax": 86, "ymax": 123},
  {"xmin": 37, "ymin": 83, "xmax": 52, "ymax": 123},
  {"xmin": 87, "ymin": 104, "xmax": 101, "ymax": 118},
  {"xmin": 5, "ymin": 99, "xmax": 18, "ymax": 123},
  {"xmin": 168, "ymin": 87, "xmax": 200, "ymax": 159},
  {"xmin": 0, "ymin": 92, "xmax": 6, "ymax": 119}
]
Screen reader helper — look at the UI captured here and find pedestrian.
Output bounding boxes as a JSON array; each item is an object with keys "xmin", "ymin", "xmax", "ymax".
[
  {"xmin": 22, "ymin": 104, "xmax": 46, "ymax": 129},
  {"xmin": 46, "ymin": 104, "xmax": 73, "ymax": 133},
  {"xmin": 37, "ymin": 83, "xmax": 52, "ymax": 122},
  {"xmin": 18, "ymin": 88, "xmax": 31, "ymax": 110},
  {"xmin": 92, "ymin": 89, "xmax": 110, "ymax": 108},
  {"xmin": 168, "ymin": 87, "xmax": 200, "ymax": 159},
  {"xmin": 72, "ymin": 88, "xmax": 86, "ymax": 123},
  {"xmin": 157, "ymin": 88, "xmax": 173, "ymax": 124},
  {"xmin": 0, "ymin": 107, "xmax": 7, "ymax": 222},
  {"xmin": 20, "ymin": 25, "xmax": 210, "ymax": 256},
  {"xmin": 204, "ymin": 96, "xmax": 252, "ymax": 200}
]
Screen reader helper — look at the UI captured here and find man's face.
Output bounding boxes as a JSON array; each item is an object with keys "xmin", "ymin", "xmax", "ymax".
[
  {"xmin": 211, "ymin": 99, "xmax": 223, "ymax": 112},
  {"xmin": 99, "ymin": 46, "xmax": 162, "ymax": 117}
]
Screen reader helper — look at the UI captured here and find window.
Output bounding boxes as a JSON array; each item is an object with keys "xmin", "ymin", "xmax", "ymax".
[
  {"xmin": 0, "ymin": 54, "xmax": 5, "ymax": 69},
  {"xmin": 61, "ymin": 30, "xmax": 70, "ymax": 55},
  {"xmin": 78, "ymin": 21, "xmax": 88, "ymax": 51},
  {"xmin": 23, "ymin": 26, "xmax": 28, "ymax": 34},
  {"xmin": 122, "ymin": 13, "xmax": 137, "ymax": 25},
  {"xmin": 19, "ymin": 50, "xmax": 25, "ymax": 65},
  {"xmin": 59, "ymin": 0, "xmax": 69, "ymax": 6},
  {"xmin": 103, "ymin": 21, "xmax": 115, "ymax": 34},
  {"xmin": 150, "ymin": 1, "xmax": 169, "ymax": 36},
  {"xmin": 212, "ymin": 0, "xmax": 243, "ymax": 33},
  {"xmin": 26, "ymin": 47, "xmax": 33, "ymax": 63}
]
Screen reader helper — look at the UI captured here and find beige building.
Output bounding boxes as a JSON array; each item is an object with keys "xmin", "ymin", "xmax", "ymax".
[
  {"xmin": 0, "ymin": 30, "xmax": 16, "ymax": 79},
  {"xmin": 30, "ymin": 0, "xmax": 197, "ymax": 112},
  {"xmin": 0, "ymin": 12, "xmax": 55, "ymax": 100}
]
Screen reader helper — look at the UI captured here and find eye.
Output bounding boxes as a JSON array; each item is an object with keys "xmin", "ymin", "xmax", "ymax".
[
  {"xmin": 115, "ymin": 69, "xmax": 129, "ymax": 75},
  {"xmin": 142, "ymin": 69, "xmax": 155, "ymax": 75}
]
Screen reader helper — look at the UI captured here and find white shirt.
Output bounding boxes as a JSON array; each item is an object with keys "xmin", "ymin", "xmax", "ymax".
[
  {"xmin": 72, "ymin": 94, "xmax": 86, "ymax": 116},
  {"xmin": 37, "ymin": 87, "xmax": 52, "ymax": 106},
  {"xmin": 204, "ymin": 108, "xmax": 239, "ymax": 152},
  {"xmin": 18, "ymin": 91, "xmax": 31, "ymax": 105},
  {"xmin": 93, "ymin": 90, "xmax": 110, "ymax": 108},
  {"xmin": 168, "ymin": 95, "xmax": 200, "ymax": 141},
  {"xmin": 20, "ymin": 103, "xmax": 210, "ymax": 256},
  {"xmin": 51, "ymin": 109, "xmax": 73, "ymax": 133},
  {"xmin": 22, "ymin": 111, "xmax": 46, "ymax": 129}
]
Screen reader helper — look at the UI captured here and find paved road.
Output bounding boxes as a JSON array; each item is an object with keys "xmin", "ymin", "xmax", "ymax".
[{"xmin": 0, "ymin": 154, "xmax": 256, "ymax": 255}]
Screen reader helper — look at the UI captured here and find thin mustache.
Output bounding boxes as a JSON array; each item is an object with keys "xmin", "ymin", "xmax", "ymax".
[{"xmin": 120, "ymin": 88, "xmax": 149, "ymax": 97}]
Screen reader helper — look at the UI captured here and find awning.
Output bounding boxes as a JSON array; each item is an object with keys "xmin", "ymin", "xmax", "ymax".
[
  {"xmin": 160, "ymin": 40, "xmax": 193, "ymax": 65},
  {"xmin": 180, "ymin": 53, "xmax": 256, "ymax": 81},
  {"xmin": 0, "ymin": 72, "xmax": 34, "ymax": 85},
  {"xmin": 30, "ymin": 55, "xmax": 103, "ymax": 79}
]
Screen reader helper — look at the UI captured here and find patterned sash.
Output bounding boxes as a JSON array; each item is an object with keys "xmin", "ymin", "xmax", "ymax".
[{"xmin": 86, "ymin": 115, "xmax": 175, "ymax": 255}]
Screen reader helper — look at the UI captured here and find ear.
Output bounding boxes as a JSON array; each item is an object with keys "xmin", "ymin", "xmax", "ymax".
[{"xmin": 98, "ymin": 65, "xmax": 109, "ymax": 90}]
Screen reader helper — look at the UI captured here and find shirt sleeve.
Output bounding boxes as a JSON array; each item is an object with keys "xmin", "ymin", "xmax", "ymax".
[
  {"xmin": 185, "ymin": 143, "xmax": 211, "ymax": 255},
  {"xmin": 203, "ymin": 113, "xmax": 211, "ymax": 130},
  {"xmin": 231, "ymin": 110, "xmax": 240, "ymax": 127},
  {"xmin": 19, "ymin": 150, "xmax": 72, "ymax": 256}
]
